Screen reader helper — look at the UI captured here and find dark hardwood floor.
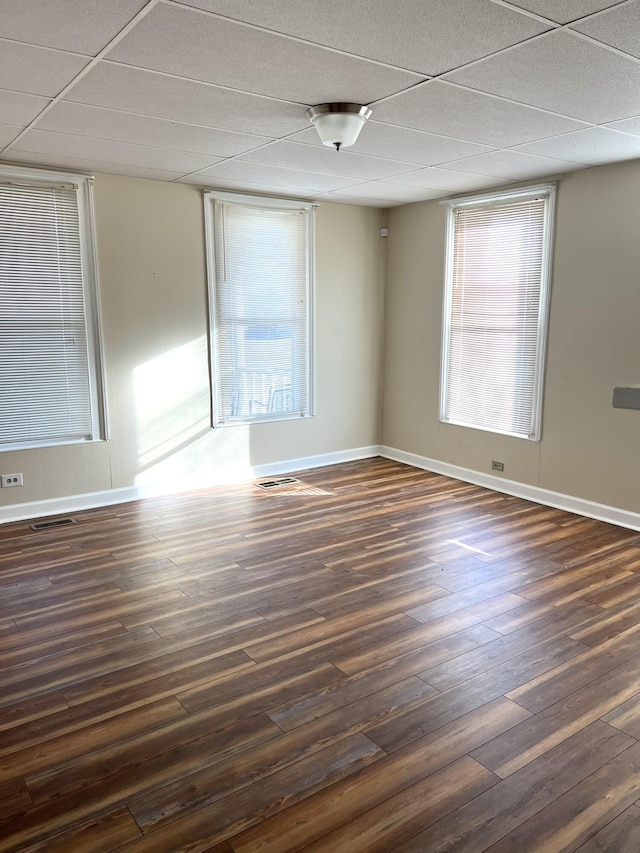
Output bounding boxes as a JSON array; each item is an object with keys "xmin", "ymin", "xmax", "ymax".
[{"xmin": 1, "ymin": 457, "xmax": 640, "ymax": 851}]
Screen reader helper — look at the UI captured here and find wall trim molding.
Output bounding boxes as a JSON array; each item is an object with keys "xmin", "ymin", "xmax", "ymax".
[
  {"xmin": 0, "ymin": 445, "xmax": 381, "ymax": 524},
  {"xmin": 4, "ymin": 443, "xmax": 638, "ymax": 532},
  {"xmin": 380, "ymin": 445, "xmax": 640, "ymax": 532}
]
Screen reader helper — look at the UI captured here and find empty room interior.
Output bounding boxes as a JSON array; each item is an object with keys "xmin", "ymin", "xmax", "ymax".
[{"xmin": 2, "ymin": 1, "xmax": 640, "ymax": 850}]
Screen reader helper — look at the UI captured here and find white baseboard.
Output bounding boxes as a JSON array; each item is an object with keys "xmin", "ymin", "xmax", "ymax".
[
  {"xmin": 0, "ymin": 445, "xmax": 381, "ymax": 525},
  {"xmin": 251, "ymin": 445, "xmax": 381, "ymax": 480},
  {"xmin": 0, "ymin": 486, "xmax": 142, "ymax": 526},
  {"xmin": 380, "ymin": 445, "xmax": 640, "ymax": 532},
  {"xmin": 4, "ymin": 443, "xmax": 638, "ymax": 532}
]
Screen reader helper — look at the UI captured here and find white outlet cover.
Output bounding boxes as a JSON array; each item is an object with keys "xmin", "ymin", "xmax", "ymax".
[{"xmin": 1, "ymin": 473, "xmax": 23, "ymax": 487}]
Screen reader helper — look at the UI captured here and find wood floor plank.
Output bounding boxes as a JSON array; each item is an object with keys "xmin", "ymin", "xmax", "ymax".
[
  {"xmin": 269, "ymin": 626, "xmax": 497, "ymax": 731},
  {"xmin": 61, "ymin": 646, "xmax": 254, "ymax": 707},
  {"xmin": 0, "ymin": 625, "xmax": 162, "ymax": 701},
  {"xmin": 569, "ymin": 599, "xmax": 640, "ymax": 647},
  {"xmin": 418, "ymin": 606, "xmax": 595, "ymax": 691},
  {"xmin": 0, "ymin": 717, "xmax": 280, "ymax": 850},
  {"xmin": 405, "ymin": 591, "xmax": 528, "ymax": 630},
  {"xmin": 26, "ymin": 712, "xmax": 280, "ymax": 805},
  {"xmin": 485, "ymin": 741, "xmax": 640, "ymax": 852},
  {"xmin": 394, "ymin": 721, "xmax": 634, "ymax": 853},
  {"xmin": 0, "ymin": 697, "xmax": 186, "ymax": 784},
  {"xmin": 20, "ymin": 805, "xmax": 143, "ymax": 852},
  {"xmin": 366, "ymin": 634, "xmax": 587, "ymax": 753},
  {"xmin": 0, "ymin": 620, "xmax": 16, "ymax": 637},
  {"xmin": 127, "ymin": 677, "xmax": 435, "ymax": 833},
  {"xmin": 230, "ymin": 697, "xmax": 529, "ymax": 853},
  {"xmin": 471, "ymin": 653, "xmax": 640, "ymax": 778},
  {"xmin": 122, "ymin": 735, "xmax": 383, "ymax": 852},
  {"xmin": 0, "ymin": 620, "xmax": 130, "ymax": 669},
  {"xmin": 506, "ymin": 621, "xmax": 640, "ymax": 714},
  {"xmin": 1, "ymin": 459, "xmax": 638, "ymax": 852},
  {"xmin": 573, "ymin": 804, "xmax": 640, "ymax": 853},
  {"xmin": 0, "ymin": 779, "xmax": 32, "ymax": 822},
  {"xmin": 602, "ymin": 692, "xmax": 640, "ymax": 739},
  {"xmin": 177, "ymin": 654, "xmax": 343, "ymax": 714},
  {"xmin": 308, "ymin": 577, "xmax": 449, "ymax": 621},
  {"xmin": 300, "ymin": 756, "xmax": 498, "ymax": 853},
  {"xmin": 0, "ymin": 691, "xmax": 68, "ymax": 734}
]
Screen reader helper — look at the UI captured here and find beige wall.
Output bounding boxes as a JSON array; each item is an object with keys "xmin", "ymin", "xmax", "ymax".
[
  {"xmin": 0, "ymin": 174, "xmax": 384, "ymax": 508},
  {"xmin": 382, "ymin": 159, "xmax": 640, "ymax": 515},
  {"xmin": 5, "ymin": 159, "xmax": 639, "ymax": 517}
]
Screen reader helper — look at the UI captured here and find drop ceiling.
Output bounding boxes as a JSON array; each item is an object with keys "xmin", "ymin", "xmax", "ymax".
[{"xmin": 2, "ymin": 0, "xmax": 640, "ymax": 206}]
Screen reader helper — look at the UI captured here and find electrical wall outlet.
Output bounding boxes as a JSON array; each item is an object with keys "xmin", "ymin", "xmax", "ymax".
[
  {"xmin": 491, "ymin": 461, "xmax": 504, "ymax": 472},
  {"xmin": 1, "ymin": 473, "xmax": 23, "ymax": 488}
]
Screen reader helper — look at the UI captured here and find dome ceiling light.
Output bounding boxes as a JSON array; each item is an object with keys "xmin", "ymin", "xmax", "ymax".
[{"xmin": 305, "ymin": 103, "xmax": 372, "ymax": 152}]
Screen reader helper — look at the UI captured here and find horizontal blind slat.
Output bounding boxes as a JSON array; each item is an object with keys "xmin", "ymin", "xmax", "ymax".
[
  {"xmin": 0, "ymin": 181, "xmax": 95, "ymax": 445},
  {"xmin": 211, "ymin": 199, "xmax": 311, "ymax": 424},
  {"xmin": 443, "ymin": 194, "xmax": 550, "ymax": 438}
]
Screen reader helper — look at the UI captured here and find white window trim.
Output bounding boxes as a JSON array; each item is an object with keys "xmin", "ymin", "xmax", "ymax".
[
  {"xmin": 203, "ymin": 190, "xmax": 315, "ymax": 427},
  {"xmin": 439, "ymin": 183, "xmax": 556, "ymax": 442},
  {"xmin": 0, "ymin": 164, "xmax": 108, "ymax": 451}
]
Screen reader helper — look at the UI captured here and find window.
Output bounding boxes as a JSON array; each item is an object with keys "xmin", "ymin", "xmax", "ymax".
[
  {"xmin": 0, "ymin": 166, "xmax": 106, "ymax": 450},
  {"xmin": 440, "ymin": 184, "xmax": 556, "ymax": 441},
  {"xmin": 204, "ymin": 191, "xmax": 314, "ymax": 426}
]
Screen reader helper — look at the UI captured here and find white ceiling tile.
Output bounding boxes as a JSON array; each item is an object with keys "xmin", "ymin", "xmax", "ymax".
[
  {"xmin": 237, "ymin": 141, "xmax": 420, "ymax": 180},
  {"xmin": 4, "ymin": 149, "xmax": 186, "ymax": 181},
  {"xmin": 0, "ymin": 89, "xmax": 50, "ymax": 125},
  {"xmin": 178, "ymin": 173, "xmax": 316, "ymax": 199},
  {"xmin": 607, "ymin": 114, "xmax": 640, "ymax": 135},
  {"xmin": 514, "ymin": 126, "xmax": 640, "ymax": 165},
  {"xmin": 0, "ymin": 40, "xmax": 89, "ymax": 97},
  {"xmin": 36, "ymin": 102, "xmax": 269, "ymax": 157},
  {"xmin": 176, "ymin": 0, "xmax": 550, "ymax": 75},
  {"xmin": 3, "ymin": 0, "xmax": 637, "ymax": 200},
  {"xmin": 196, "ymin": 159, "xmax": 362, "ymax": 192},
  {"xmin": 330, "ymin": 182, "xmax": 444, "ymax": 202},
  {"xmin": 446, "ymin": 30, "xmax": 640, "ymax": 123},
  {"xmin": 571, "ymin": 1, "xmax": 640, "ymax": 58},
  {"xmin": 107, "ymin": 3, "xmax": 422, "ymax": 105},
  {"xmin": 289, "ymin": 121, "xmax": 493, "ymax": 166},
  {"xmin": 381, "ymin": 167, "xmax": 501, "ymax": 191},
  {"xmin": 12, "ymin": 129, "xmax": 223, "ymax": 172},
  {"xmin": 0, "ymin": 124, "xmax": 22, "ymax": 147},
  {"xmin": 0, "ymin": 0, "xmax": 147, "ymax": 55},
  {"xmin": 315, "ymin": 194, "xmax": 395, "ymax": 208},
  {"xmin": 442, "ymin": 149, "xmax": 586, "ymax": 179},
  {"xmin": 504, "ymin": 0, "xmax": 626, "ymax": 24},
  {"xmin": 65, "ymin": 63, "xmax": 309, "ymax": 137},
  {"xmin": 373, "ymin": 80, "xmax": 586, "ymax": 147}
]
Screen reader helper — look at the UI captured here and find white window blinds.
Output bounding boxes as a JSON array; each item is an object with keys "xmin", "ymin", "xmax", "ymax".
[
  {"xmin": 0, "ymin": 170, "xmax": 104, "ymax": 448},
  {"xmin": 206, "ymin": 193, "xmax": 313, "ymax": 426},
  {"xmin": 440, "ymin": 186, "xmax": 555, "ymax": 440}
]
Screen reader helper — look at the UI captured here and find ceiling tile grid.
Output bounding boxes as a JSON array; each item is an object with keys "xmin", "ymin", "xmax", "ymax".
[
  {"xmin": 0, "ymin": 0, "xmax": 150, "ymax": 55},
  {"xmin": 0, "ymin": 0, "xmax": 639, "ymax": 206},
  {"xmin": 173, "ymin": 0, "xmax": 552, "ymax": 75}
]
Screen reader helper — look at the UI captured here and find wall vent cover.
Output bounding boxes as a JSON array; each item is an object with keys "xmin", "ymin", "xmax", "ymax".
[{"xmin": 30, "ymin": 518, "xmax": 77, "ymax": 531}]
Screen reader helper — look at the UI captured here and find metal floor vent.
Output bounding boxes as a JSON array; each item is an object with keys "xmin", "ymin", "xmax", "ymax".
[
  {"xmin": 256, "ymin": 478, "xmax": 301, "ymax": 490},
  {"xmin": 30, "ymin": 517, "xmax": 77, "ymax": 531},
  {"xmin": 255, "ymin": 478, "xmax": 333, "ymax": 496}
]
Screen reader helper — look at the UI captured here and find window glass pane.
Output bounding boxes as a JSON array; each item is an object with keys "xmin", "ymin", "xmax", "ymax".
[
  {"xmin": 0, "ymin": 171, "xmax": 103, "ymax": 448},
  {"xmin": 441, "ymin": 188, "xmax": 554, "ymax": 440},
  {"xmin": 207, "ymin": 195, "xmax": 313, "ymax": 426}
]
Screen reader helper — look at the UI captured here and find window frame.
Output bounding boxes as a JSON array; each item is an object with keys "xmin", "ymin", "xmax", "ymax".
[
  {"xmin": 203, "ymin": 190, "xmax": 315, "ymax": 428},
  {"xmin": 0, "ymin": 164, "xmax": 107, "ymax": 452},
  {"xmin": 439, "ymin": 183, "xmax": 556, "ymax": 442}
]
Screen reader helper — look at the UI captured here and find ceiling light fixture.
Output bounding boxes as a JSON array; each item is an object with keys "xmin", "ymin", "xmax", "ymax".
[{"xmin": 305, "ymin": 103, "xmax": 372, "ymax": 152}]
